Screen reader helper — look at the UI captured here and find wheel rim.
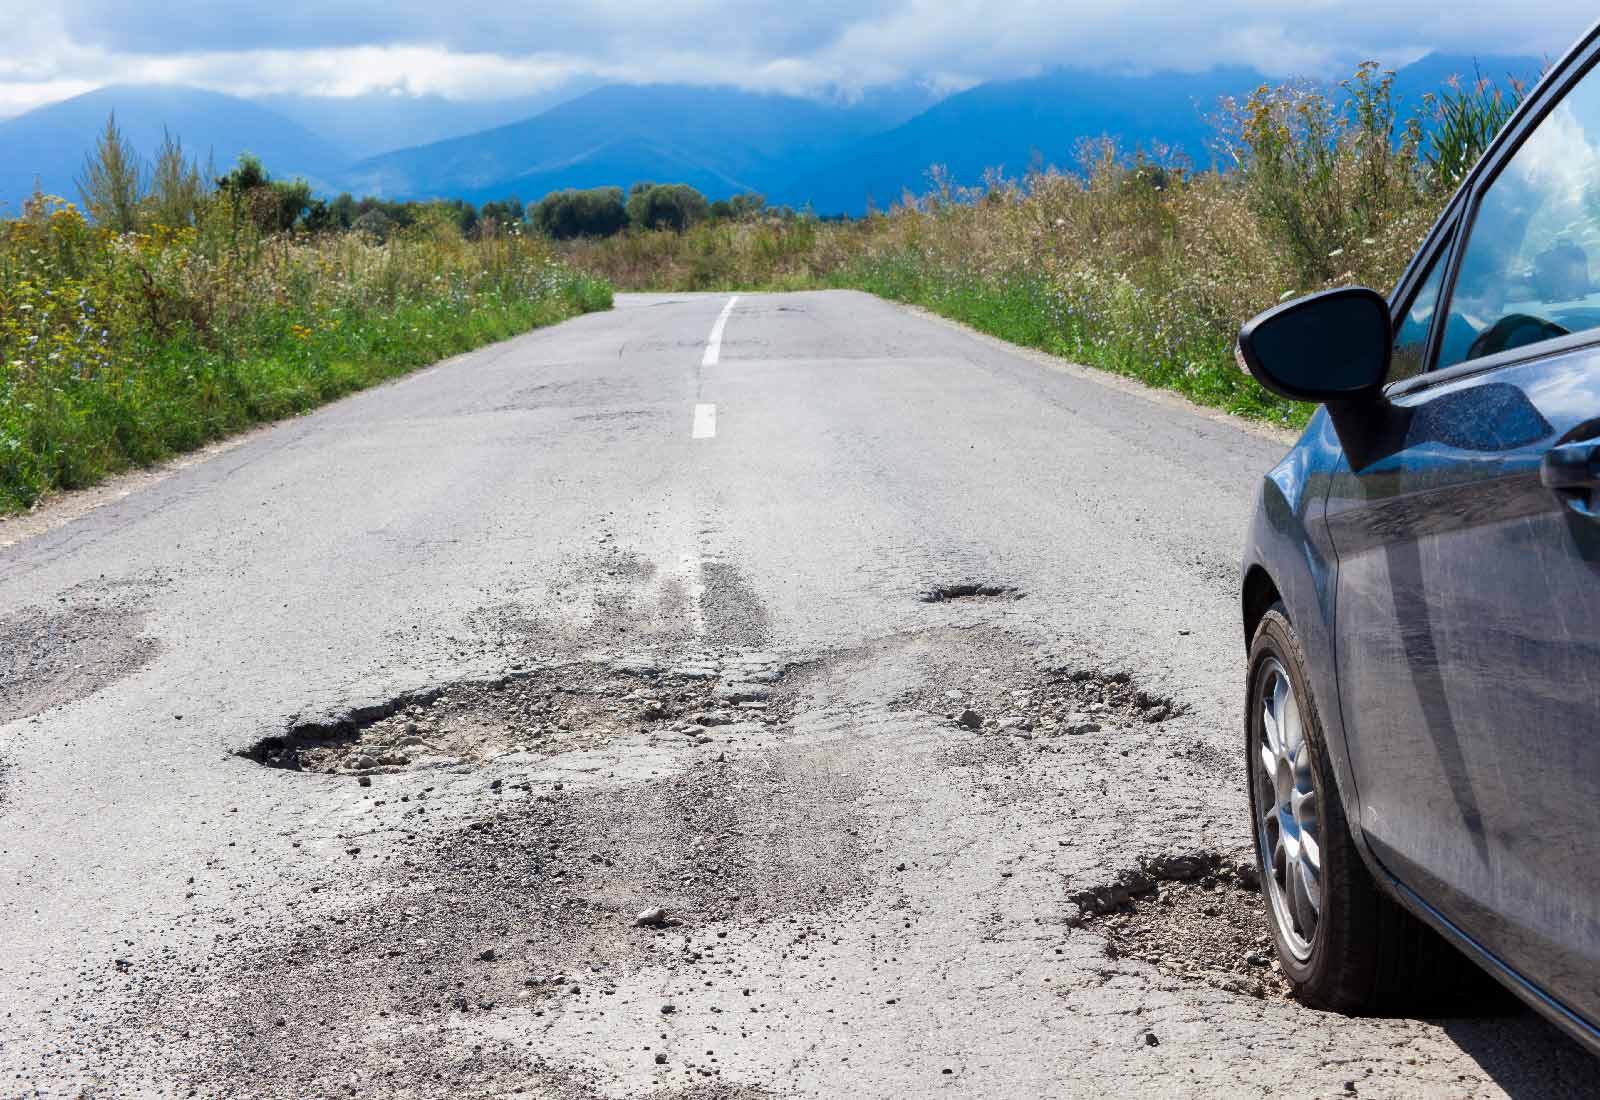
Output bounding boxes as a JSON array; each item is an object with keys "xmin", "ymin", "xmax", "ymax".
[{"xmin": 1254, "ymin": 656, "xmax": 1322, "ymax": 962}]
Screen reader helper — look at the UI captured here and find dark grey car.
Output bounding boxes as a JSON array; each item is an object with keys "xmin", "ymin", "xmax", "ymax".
[{"xmin": 1236, "ymin": 23, "xmax": 1600, "ymax": 1051}]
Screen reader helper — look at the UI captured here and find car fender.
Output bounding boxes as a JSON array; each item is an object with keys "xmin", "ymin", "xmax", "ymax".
[{"xmin": 1241, "ymin": 408, "xmax": 1371, "ymax": 850}]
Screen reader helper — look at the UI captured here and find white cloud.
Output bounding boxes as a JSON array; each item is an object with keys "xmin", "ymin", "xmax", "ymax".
[{"xmin": 0, "ymin": 0, "xmax": 1592, "ymax": 118}]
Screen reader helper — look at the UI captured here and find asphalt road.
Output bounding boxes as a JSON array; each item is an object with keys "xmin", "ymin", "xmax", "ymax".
[{"xmin": 1, "ymin": 291, "xmax": 1593, "ymax": 1098}]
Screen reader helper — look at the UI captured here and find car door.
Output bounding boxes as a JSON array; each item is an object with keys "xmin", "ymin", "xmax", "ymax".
[{"xmin": 1324, "ymin": 54, "xmax": 1600, "ymax": 1025}]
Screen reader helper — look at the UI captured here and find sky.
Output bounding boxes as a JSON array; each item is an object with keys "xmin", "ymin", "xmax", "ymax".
[{"xmin": 0, "ymin": 1, "xmax": 1593, "ymax": 118}]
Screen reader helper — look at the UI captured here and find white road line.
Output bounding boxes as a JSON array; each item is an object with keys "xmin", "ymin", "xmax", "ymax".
[
  {"xmin": 702, "ymin": 295, "xmax": 740, "ymax": 366},
  {"xmin": 692, "ymin": 403, "xmax": 717, "ymax": 439}
]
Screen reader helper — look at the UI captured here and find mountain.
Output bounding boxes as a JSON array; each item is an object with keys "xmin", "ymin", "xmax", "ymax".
[
  {"xmin": 0, "ymin": 85, "xmax": 346, "ymax": 214},
  {"xmin": 336, "ymin": 83, "xmax": 941, "ymax": 204},
  {"xmin": 0, "ymin": 53, "xmax": 1548, "ymax": 221},
  {"xmin": 257, "ymin": 86, "xmax": 600, "ymax": 160},
  {"xmin": 782, "ymin": 67, "xmax": 1262, "ymax": 214},
  {"xmin": 782, "ymin": 52, "xmax": 1546, "ymax": 215}
]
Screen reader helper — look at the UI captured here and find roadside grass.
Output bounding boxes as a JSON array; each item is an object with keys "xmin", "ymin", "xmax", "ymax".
[{"xmin": 1, "ymin": 202, "xmax": 612, "ymax": 514}]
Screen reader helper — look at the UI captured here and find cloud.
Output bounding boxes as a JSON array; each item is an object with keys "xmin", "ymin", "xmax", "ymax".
[{"xmin": 0, "ymin": 0, "xmax": 1593, "ymax": 117}]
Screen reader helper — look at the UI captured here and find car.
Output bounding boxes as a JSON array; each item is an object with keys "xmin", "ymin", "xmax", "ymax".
[{"xmin": 1235, "ymin": 22, "xmax": 1600, "ymax": 1051}]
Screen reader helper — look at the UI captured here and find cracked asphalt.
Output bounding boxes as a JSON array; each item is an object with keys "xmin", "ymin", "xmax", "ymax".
[{"xmin": 1, "ymin": 291, "xmax": 1594, "ymax": 1098}]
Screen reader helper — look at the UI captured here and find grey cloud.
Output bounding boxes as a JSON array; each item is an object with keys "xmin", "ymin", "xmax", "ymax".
[
  {"xmin": 55, "ymin": 0, "xmax": 899, "ymax": 59},
  {"xmin": 11, "ymin": 1, "xmax": 1599, "ymax": 112}
]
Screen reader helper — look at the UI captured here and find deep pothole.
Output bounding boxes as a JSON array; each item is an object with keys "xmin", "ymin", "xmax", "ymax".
[
  {"xmin": 1066, "ymin": 850, "xmax": 1285, "ymax": 998},
  {"xmin": 918, "ymin": 582, "xmax": 1023, "ymax": 604},
  {"xmin": 239, "ymin": 654, "xmax": 790, "ymax": 774},
  {"xmin": 895, "ymin": 659, "xmax": 1188, "ymax": 735}
]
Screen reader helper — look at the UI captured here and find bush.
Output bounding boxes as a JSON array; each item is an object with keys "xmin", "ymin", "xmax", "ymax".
[
  {"xmin": 626, "ymin": 183, "xmax": 710, "ymax": 232},
  {"xmin": 531, "ymin": 187, "xmax": 628, "ymax": 240}
]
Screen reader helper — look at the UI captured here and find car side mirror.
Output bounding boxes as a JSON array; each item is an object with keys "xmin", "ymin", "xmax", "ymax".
[{"xmin": 1237, "ymin": 287, "xmax": 1392, "ymax": 403}]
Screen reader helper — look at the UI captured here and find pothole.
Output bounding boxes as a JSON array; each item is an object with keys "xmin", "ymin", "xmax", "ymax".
[
  {"xmin": 1066, "ymin": 850, "xmax": 1286, "ymax": 999},
  {"xmin": 1, "ymin": 587, "xmax": 162, "ymax": 725},
  {"xmin": 130, "ymin": 750, "xmax": 867, "ymax": 1094},
  {"xmin": 915, "ymin": 578, "xmax": 1024, "ymax": 604},
  {"xmin": 239, "ymin": 654, "xmax": 790, "ymax": 774},
  {"xmin": 918, "ymin": 583, "xmax": 1023, "ymax": 604},
  {"xmin": 895, "ymin": 658, "xmax": 1189, "ymax": 735}
]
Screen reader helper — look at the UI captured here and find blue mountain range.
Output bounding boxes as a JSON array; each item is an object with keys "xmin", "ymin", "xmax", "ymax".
[{"xmin": 0, "ymin": 53, "xmax": 1544, "ymax": 219}]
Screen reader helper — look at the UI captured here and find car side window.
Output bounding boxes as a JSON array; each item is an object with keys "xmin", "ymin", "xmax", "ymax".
[
  {"xmin": 1390, "ymin": 248, "xmax": 1447, "ymax": 382},
  {"xmin": 1438, "ymin": 65, "xmax": 1600, "ymax": 369}
]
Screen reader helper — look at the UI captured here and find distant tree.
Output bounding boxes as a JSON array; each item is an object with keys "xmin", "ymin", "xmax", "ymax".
[
  {"xmin": 299, "ymin": 197, "xmax": 334, "ymax": 233},
  {"xmin": 216, "ymin": 154, "xmax": 312, "ymax": 232},
  {"xmin": 709, "ymin": 192, "xmax": 766, "ymax": 222},
  {"xmin": 476, "ymin": 193, "xmax": 521, "ymax": 225},
  {"xmin": 215, "ymin": 153, "xmax": 269, "ymax": 193},
  {"xmin": 626, "ymin": 183, "xmax": 710, "ymax": 232},
  {"xmin": 77, "ymin": 112, "xmax": 145, "ymax": 232},
  {"xmin": 478, "ymin": 194, "xmax": 526, "ymax": 235},
  {"xmin": 146, "ymin": 129, "xmax": 209, "ymax": 229},
  {"xmin": 530, "ymin": 187, "xmax": 629, "ymax": 239},
  {"xmin": 328, "ymin": 192, "xmax": 358, "ymax": 229},
  {"xmin": 351, "ymin": 208, "xmax": 396, "ymax": 240}
]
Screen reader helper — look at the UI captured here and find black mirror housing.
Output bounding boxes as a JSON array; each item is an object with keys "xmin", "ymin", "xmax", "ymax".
[{"xmin": 1238, "ymin": 287, "xmax": 1392, "ymax": 403}]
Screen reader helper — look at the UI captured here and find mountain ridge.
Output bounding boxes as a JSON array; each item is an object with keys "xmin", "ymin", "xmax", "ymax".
[{"xmin": 0, "ymin": 54, "xmax": 1547, "ymax": 218}]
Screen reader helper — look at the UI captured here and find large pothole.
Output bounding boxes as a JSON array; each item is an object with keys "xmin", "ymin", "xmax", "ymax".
[
  {"xmin": 130, "ymin": 747, "xmax": 867, "ymax": 1095},
  {"xmin": 239, "ymin": 654, "xmax": 790, "ymax": 774}
]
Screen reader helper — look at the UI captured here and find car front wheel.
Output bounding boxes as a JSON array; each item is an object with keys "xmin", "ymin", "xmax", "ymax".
[{"xmin": 1247, "ymin": 603, "xmax": 1468, "ymax": 1012}]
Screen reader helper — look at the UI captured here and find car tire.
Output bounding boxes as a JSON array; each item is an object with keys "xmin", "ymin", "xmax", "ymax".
[{"xmin": 1247, "ymin": 603, "xmax": 1473, "ymax": 1013}]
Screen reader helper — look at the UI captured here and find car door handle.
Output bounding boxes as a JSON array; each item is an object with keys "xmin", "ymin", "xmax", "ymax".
[{"xmin": 1541, "ymin": 440, "xmax": 1600, "ymax": 491}]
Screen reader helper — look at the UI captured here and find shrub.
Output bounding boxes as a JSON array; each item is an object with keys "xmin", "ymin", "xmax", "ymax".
[
  {"xmin": 626, "ymin": 183, "xmax": 710, "ymax": 232},
  {"xmin": 531, "ymin": 187, "xmax": 628, "ymax": 239}
]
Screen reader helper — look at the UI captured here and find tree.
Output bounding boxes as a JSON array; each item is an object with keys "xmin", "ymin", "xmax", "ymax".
[
  {"xmin": 530, "ymin": 187, "xmax": 629, "ymax": 239},
  {"xmin": 709, "ymin": 192, "xmax": 766, "ymax": 222},
  {"xmin": 146, "ymin": 129, "xmax": 209, "ymax": 229},
  {"xmin": 479, "ymin": 194, "xmax": 525, "ymax": 233},
  {"xmin": 351, "ymin": 208, "xmax": 396, "ymax": 240},
  {"xmin": 216, "ymin": 154, "xmax": 312, "ymax": 233},
  {"xmin": 328, "ymin": 192, "xmax": 358, "ymax": 229},
  {"xmin": 77, "ymin": 112, "xmax": 145, "ymax": 231},
  {"xmin": 626, "ymin": 183, "xmax": 710, "ymax": 232}
]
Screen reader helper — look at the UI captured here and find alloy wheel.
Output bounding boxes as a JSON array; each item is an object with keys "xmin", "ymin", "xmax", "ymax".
[{"xmin": 1255, "ymin": 656, "xmax": 1322, "ymax": 962}]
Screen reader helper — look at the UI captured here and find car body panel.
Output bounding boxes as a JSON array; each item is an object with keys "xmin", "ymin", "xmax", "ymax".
[{"xmin": 1324, "ymin": 346, "xmax": 1600, "ymax": 1027}]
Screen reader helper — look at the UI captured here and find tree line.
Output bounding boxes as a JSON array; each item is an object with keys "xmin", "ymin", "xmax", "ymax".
[{"xmin": 65, "ymin": 113, "xmax": 796, "ymax": 241}]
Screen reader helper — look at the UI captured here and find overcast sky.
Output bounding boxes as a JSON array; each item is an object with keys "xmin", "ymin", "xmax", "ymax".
[{"xmin": 0, "ymin": 1, "xmax": 1593, "ymax": 117}]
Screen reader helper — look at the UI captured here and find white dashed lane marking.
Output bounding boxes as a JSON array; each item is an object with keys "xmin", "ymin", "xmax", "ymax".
[
  {"xmin": 702, "ymin": 295, "xmax": 739, "ymax": 366},
  {"xmin": 692, "ymin": 403, "xmax": 717, "ymax": 439}
]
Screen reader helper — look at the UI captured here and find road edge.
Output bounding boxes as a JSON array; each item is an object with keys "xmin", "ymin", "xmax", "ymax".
[{"xmin": 878, "ymin": 297, "xmax": 1302, "ymax": 447}]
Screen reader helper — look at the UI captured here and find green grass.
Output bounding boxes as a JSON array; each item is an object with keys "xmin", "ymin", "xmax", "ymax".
[{"xmin": 1, "ymin": 206, "xmax": 613, "ymax": 514}]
